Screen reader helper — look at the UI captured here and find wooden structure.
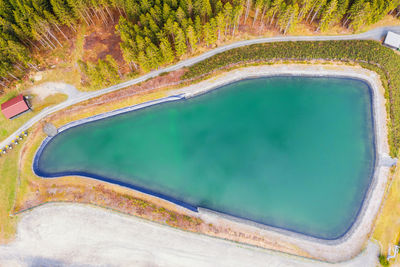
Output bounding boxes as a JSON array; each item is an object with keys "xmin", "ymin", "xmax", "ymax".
[{"xmin": 1, "ymin": 94, "xmax": 30, "ymax": 119}]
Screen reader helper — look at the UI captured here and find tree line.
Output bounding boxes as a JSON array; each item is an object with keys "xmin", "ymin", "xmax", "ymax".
[
  {"xmin": 78, "ymin": 55, "xmax": 120, "ymax": 87},
  {"xmin": 115, "ymin": 0, "xmax": 400, "ymax": 72},
  {"xmin": 0, "ymin": 0, "xmax": 400, "ymax": 84}
]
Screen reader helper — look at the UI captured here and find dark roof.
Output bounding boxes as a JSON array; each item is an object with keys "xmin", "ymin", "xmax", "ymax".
[{"xmin": 1, "ymin": 94, "xmax": 30, "ymax": 119}]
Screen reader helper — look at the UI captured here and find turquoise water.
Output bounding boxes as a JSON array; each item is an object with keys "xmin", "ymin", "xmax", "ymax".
[{"xmin": 36, "ymin": 77, "xmax": 375, "ymax": 239}]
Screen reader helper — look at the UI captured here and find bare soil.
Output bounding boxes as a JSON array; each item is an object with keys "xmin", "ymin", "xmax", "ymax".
[{"xmin": 82, "ymin": 16, "xmax": 129, "ymax": 74}]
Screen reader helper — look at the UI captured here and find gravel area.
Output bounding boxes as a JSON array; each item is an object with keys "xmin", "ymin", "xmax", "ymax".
[
  {"xmin": 27, "ymin": 82, "xmax": 85, "ymax": 101},
  {"xmin": 0, "ymin": 203, "xmax": 379, "ymax": 267}
]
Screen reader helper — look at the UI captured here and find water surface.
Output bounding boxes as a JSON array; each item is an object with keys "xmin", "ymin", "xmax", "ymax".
[{"xmin": 36, "ymin": 77, "xmax": 375, "ymax": 239}]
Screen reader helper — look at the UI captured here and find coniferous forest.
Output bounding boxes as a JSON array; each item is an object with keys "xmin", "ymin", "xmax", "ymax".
[{"xmin": 0, "ymin": 0, "xmax": 400, "ymax": 82}]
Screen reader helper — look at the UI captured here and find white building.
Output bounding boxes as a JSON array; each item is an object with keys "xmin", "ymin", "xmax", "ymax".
[{"xmin": 383, "ymin": 31, "xmax": 400, "ymax": 49}]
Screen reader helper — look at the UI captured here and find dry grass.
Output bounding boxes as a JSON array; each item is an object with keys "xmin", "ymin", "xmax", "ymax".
[
  {"xmin": 373, "ymin": 162, "xmax": 400, "ymax": 263},
  {"xmin": 0, "ymin": 24, "xmax": 85, "ymax": 143},
  {"xmin": 8, "ymin": 24, "xmax": 87, "ymax": 95},
  {"xmin": 0, "ymin": 93, "xmax": 67, "ymax": 142},
  {"xmin": 7, "ymin": 95, "xmax": 305, "ymax": 256},
  {"xmin": 0, "ymin": 142, "xmax": 23, "ymax": 243},
  {"xmin": 0, "ymin": 22, "xmax": 91, "ymax": 145},
  {"xmin": 361, "ymin": 15, "xmax": 400, "ymax": 34},
  {"xmin": 31, "ymin": 93, "xmax": 68, "ymax": 112},
  {"xmin": 0, "ymin": 87, "xmax": 168, "ymax": 244}
]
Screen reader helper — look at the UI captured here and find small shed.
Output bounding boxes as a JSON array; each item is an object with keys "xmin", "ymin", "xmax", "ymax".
[
  {"xmin": 383, "ymin": 31, "xmax": 400, "ymax": 49},
  {"xmin": 1, "ymin": 94, "xmax": 30, "ymax": 119}
]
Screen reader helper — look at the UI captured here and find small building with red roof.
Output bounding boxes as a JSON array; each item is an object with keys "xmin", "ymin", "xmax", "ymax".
[{"xmin": 1, "ymin": 94, "xmax": 30, "ymax": 119}]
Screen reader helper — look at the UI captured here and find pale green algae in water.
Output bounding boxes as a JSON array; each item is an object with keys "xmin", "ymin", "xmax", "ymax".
[{"xmin": 37, "ymin": 77, "xmax": 375, "ymax": 240}]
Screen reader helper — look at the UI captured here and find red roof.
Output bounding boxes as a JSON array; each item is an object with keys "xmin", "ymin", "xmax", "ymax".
[{"xmin": 1, "ymin": 94, "xmax": 29, "ymax": 119}]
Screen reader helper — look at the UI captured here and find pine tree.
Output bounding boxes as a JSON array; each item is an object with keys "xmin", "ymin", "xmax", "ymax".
[
  {"xmin": 176, "ymin": 6, "xmax": 186, "ymax": 23},
  {"xmin": 349, "ymin": 1, "xmax": 371, "ymax": 31},
  {"xmin": 186, "ymin": 24, "xmax": 197, "ymax": 51},
  {"xmin": 202, "ymin": 0, "xmax": 212, "ymax": 20},
  {"xmin": 279, "ymin": 4, "xmax": 298, "ymax": 34},
  {"xmin": 369, "ymin": 0, "xmax": 388, "ymax": 24},
  {"xmin": 298, "ymin": 0, "xmax": 313, "ymax": 21},
  {"xmin": 252, "ymin": 0, "xmax": 263, "ymax": 27},
  {"xmin": 209, "ymin": 18, "xmax": 217, "ymax": 44},
  {"xmin": 194, "ymin": 15, "xmax": 202, "ymax": 42},
  {"xmin": 318, "ymin": 0, "xmax": 338, "ymax": 32},
  {"xmin": 333, "ymin": 0, "xmax": 349, "ymax": 25},
  {"xmin": 173, "ymin": 23, "xmax": 187, "ymax": 57},
  {"xmin": 244, "ymin": 0, "xmax": 251, "ymax": 23},
  {"xmin": 145, "ymin": 39, "xmax": 162, "ymax": 69},
  {"xmin": 135, "ymin": 50, "xmax": 146, "ymax": 70},
  {"xmin": 105, "ymin": 54, "xmax": 121, "ymax": 79},
  {"xmin": 267, "ymin": 0, "xmax": 284, "ymax": 25},
  {"xmin": 223, "ymin": 2, "xmax": 233, "ymax": 35},
  {"xmin": 162, "ymin": 3, "xmax": 171, "ymax": 21},
  {"xmin": 7, "ymin": 38, "xmax": 31, "ymax": 66},
  {"xmin": 203, "ymin": 18, "xmax": 217, "ymax": 46},
  {"xmin": 309, "ymin": 0, "xmax": 327, "ymax": 23},
  {"xmin": 231, "ymin": 5, "xmax": 243, "ymax": 35},
  {"xmin": 159, "ymin": 36, "xmax": 174, "ymax": 63},
  {"xmin": 88, "ymin": 61, "xmax": 105, "ymax": 87},
  {"xmin": 50, "ymin": 0, "xmax": 76, "ymax": 28},
  {"xmin": 215, "ymin": 12, "xmax": 225, "ymax": 40}
]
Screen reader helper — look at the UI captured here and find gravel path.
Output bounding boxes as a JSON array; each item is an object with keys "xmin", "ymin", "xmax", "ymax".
[
  {"xmin": 1, "ymin": 25, "xmax": 400, "ymax": 148},
  {"xmin": 8, "ymin": 65, "xmax": 390, "ymax": 265},
  {"xmin": 27, "ymin": 82, "xmax": 84, "ymax": 101},
  {"xmin": 0, "ymin": 203, "xmax": 379, "ymax": 267}
]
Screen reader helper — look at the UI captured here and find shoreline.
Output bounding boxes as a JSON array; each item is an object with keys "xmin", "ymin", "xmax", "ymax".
[
  {"xmin": 172, "ymin": 65, "xmax": 391, "ymax": 261},
  {"xmin": 0, "ymin": 202, "xmax": 380, "ymax": 266},
  {"xmin": 32, "ymin": 65, "xmax": 391, "ymax": 262}
]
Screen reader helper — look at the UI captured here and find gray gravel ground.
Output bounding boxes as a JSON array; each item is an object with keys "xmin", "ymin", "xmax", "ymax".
[{"xmin": 0, "ymin": 203, "xmax": 379, "ymax": 267}]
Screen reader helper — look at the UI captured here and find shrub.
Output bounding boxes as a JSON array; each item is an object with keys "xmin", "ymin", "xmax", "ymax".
[{"xmin": 379, "ymin": 254, "xmax": 390, "ymax": 267}]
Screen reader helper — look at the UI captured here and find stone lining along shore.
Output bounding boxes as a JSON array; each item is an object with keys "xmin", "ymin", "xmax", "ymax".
[
  {"xmin": 33, "ymin": 65, "xmax": 391, "ymax": 262},
  {"xmin": 172, "ymin": 65, "xmax": 390, "ymax": 262}
]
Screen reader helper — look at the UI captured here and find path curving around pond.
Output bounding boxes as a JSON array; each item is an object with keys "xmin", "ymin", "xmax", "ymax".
[
  {"xmin": 1, "ymin": 25, "xmax": 400, "ymax": 149},
  {"xmin": 31, "ymin": 64, "xmax": 392, "ymax": 262}
]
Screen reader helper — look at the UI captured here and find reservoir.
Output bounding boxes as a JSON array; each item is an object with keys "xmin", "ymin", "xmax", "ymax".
[{"xmin": 35, "ymin": 76, "xmax": 375, "ymax": 240}]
